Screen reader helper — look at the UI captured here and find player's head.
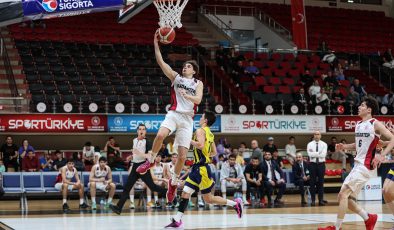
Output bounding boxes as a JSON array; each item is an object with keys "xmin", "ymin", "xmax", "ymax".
[
  {"xmin": 182, "ymin": 60, "xmax": 199, "ymax": 78},
  {"xmin": 137, "ymin": 124, "xmax": 147, "ymax": 138},
  {"xmin": 67, "ymin": 158, "xmax": 74, "ymax": 169},
  {"xmin": 289, "ymin": 136, "xmax": 295, "ymax": 144},
  {"xmin": 200, "ymin": 110, "xmax": 216, "ymax": 127},
  {"xmin": 85, "ymin": 141, "xmax": 92, "ymax": 150},
  {"xmin": 171, "ymin": 153, "xmax": 177, "ymax": 163},
  {"xmin": 228, "ymin": 154, "xmax": 236, "ymax": 166},
  {"xmin": 155, "ymin": 154, "xmax": 162, "ymax": 163},
  {"xmin": 99, "ymin": 157, "xmax": 107, "ymax": 168},
  {"xmin": 359, "ymin": 97, "xmax": 379, "ymax": 117}
]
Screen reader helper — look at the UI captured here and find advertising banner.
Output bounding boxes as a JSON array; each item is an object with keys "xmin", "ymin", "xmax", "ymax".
[
  {"xmin": 0, "ymin": 114, "xmax": 107, "ymax": 132},
  {"xmin": 221, "ymin": 115, "xmax": 325, "ymax": 134},
  {"xmin": 22, "ymin": 0, "xmax": 125, "ymax": 20},
  {"xmin": 357, "ymin": 176, "xmax": 382, "ymax": 201},
  {"xmin": 326, "ymin": 116, "xmax": 394, "ymax": 132},
  {"xmin": 108, "ymin": 114, "xmax": 221, "ymax": 133}
]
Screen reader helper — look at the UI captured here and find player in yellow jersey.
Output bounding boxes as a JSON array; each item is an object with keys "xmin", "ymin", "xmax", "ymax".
[{"xmin": 165, "ymin": 111, "xmax": 243, "ymax": 228}]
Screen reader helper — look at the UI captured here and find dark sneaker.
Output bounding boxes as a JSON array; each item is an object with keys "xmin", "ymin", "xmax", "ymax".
[
  {"xmin": 164, "ymin": 218, "xmax": 183, "ymax": 228},
  {"xmin": 233, "ymin": 198, "xmax": 243, "ymax": 219},
  {"xmin": 79, "ymin": 203, "xmax": 89, "ymax": 209},
  {"xmin": 109, "ymin": 204, "xmax": 121, "ymax": 215},
  {"xmin": 166, "ymin": 179, "xmax": 177, "ymax": 203},
  {"xmin": 136, "ymin": 160, "xmax": 154, "ymax": 174},
  {"xmin": 63, "ymin": 203, "xmax": 70, "ymax": 212},
  {"xmin": 155, "ymin": 200, "xmax": 162, "ymax": 209}
]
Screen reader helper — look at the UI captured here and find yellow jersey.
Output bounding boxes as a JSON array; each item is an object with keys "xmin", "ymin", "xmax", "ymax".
[{"xmin": 193, "ymin": 126, "xmax": 214, "ymax": 165}]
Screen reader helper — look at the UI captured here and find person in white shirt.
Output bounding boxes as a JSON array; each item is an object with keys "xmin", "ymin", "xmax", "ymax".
[
  {"xmin": 285, "ymin": 136, "xmax": 297, "ymax": 165},
  {"xmin": 308, "ymin": 80, "xmax": 321, "ymax": 101},
  {"xmin": 220, "ymin": 154, "xmax": 248, "ymax": 205},
  {"xmin": 307, "ymin": 131, "xmax": 327, "ymax": 206},
  {"xmin": 82, "ymin": 142, "xmax": 100, "ymax": 165}
]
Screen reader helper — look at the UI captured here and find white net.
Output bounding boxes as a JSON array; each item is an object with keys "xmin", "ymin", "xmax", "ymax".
[{"xmin": 153, "ymin": 0, "xmax": 189, "ymax": 29}]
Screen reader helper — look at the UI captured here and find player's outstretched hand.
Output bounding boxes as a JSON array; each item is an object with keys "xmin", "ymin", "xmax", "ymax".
[{"xmin": 154, "ymin": 29, "xmax": 159, "ymax": 45}]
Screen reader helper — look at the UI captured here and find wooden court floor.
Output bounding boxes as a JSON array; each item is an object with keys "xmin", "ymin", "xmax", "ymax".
[{"xmin": 0, "ymin": 193, "xmax": 393, "ymax": 229}]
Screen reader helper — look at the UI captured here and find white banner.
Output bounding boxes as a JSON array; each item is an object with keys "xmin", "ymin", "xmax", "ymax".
[
  {"xmin": 221, "ymin": 115, "xmax": 326, "ymax": 134},
  {"xmin": 357, "ymin": 177, "xmax": 382, "ymax": 201}
]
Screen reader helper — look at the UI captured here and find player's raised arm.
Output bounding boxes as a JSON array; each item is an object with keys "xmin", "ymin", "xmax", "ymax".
[
  {"xmin": 154, "ymin": 30, "xmax": 177, "ymax": 82},
  {"xmin": 374, "ymin": 121, "xmax": 394, "ymax": 164}
]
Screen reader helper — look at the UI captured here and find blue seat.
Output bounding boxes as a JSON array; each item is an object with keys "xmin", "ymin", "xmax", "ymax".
[
  {"xmin": 22, "ymin": 172, "xmax": 45, "ymax": 193},
  {"xmin": 121, "ymin": 171, "xmax": 129, "ymax": 187},
  {"xmin": 111, "ymin": 171, "xmax": 123, "ymax": 193},
  {"xmin": 2, "ymin": 172, "xmax": 23, "ymax": 194},
  {"xmin": 42, "ymin": 172, "xmax": 60, "ymax": 193},
  {"xmin": 82, "ymin": 172, "xmax": 90, "ymax": 192}
]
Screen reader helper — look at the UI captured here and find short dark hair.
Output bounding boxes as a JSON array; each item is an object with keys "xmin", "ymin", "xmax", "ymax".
[
  {"xmin": 137, "ymin": 123, "xmax": 146, "ymax": 129},
  {"xmin": 85, "ymin": 142, "xmax": 91, "ymax": 146},
  {"xmin": 204, "ymin": 110, "xmax": 216, "ymax": 127},
  {"xmin": 289, "ymin": 136, "xmax": 295, "ymax": 140},
  {"xmin": 331, "ymin": 137, "xmax": 337, "ymax": 140},
  {"xmin": 99, "ymin": 157, "xmax": 107, "ymax": 162},
  {"xmin": 108, "ymin": 136, "xmax": 114, "ymax": 140},
  {"xmin": 228, "ymin": 154, "xmax": 237, "ymax": 160},
  {"xmin": 184, "ymin": 60, "xmax": 199, "ymax": 76},
  {"xmin": 67, "ymin": 158, "xmax": 74, "ymax": 163},
  {"xmin": 363, "ymin": 97, "xmax": 379, "ymax": 115},
  {"xmin": 55, "ymin": 150, "xmax": 61, "ymax": 154},
  {"xmin": 251, "ymin": 156, "xmax": 260, "ymax": 161}
]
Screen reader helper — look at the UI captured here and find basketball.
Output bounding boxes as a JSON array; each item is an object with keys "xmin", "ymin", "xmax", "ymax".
[{"xmin": 158, "ymin": 27, "xmax": 176, "ymax": 44}]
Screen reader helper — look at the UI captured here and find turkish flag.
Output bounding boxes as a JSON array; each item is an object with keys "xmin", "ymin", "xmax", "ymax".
[{"xmin": 291, "ymin": 0, "xmax": 307, "ymax": 49}]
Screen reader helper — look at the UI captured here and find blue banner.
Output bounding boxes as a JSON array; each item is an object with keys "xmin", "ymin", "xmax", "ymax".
[
  {"xmin": 108, "ymin": 114, "xmax": 221, "ymax": 133},
  {"xmin": 23, "ymin": 0, "xmax": 125, "ymax": 20}
]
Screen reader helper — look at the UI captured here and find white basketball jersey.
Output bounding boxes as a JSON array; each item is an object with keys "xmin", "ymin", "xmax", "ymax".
[
  {"xmin": 170, "ymin": 74, "xmax": 200, "ymax": 116},
  {"xmin": 94, "ymin": 165, "xmax": 109, "ymax": 178},
  {"xmin": 354, "ymin": 118, "xmax": 380, "ymax": 169},
  {"xmin": 152, "ymin": 162, "xmax": 164, "ymax": 179},
  {"xmin": 65, "ymin": 167, "xmax": 76, "ymax": 180}
]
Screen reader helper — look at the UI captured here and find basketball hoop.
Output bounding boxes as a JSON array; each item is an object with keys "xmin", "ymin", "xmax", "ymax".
[{"xmin": 153, "ymin": 0, "xmax": 188, "ymax": 28}]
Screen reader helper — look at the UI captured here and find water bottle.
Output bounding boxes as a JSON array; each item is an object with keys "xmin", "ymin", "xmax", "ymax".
[{"xmin": 100, "ymin": 198, "xmax": 105, "ymax": 205}]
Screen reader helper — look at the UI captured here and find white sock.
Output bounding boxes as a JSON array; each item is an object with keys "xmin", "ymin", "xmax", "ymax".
[
  {"xmin": 107, "ymin": 198, "xmax": 112, "ymax": 204},
  {"xmin": 80, "ymin": 199, "xmax": 84, "ymax": 205},
  {"xmin": 154, "ymin": 195, "xmax": 159, "ymax": 202},
  {"xmin": 222, "ymin": 194, "xmax": 226, "ymax": 199},
  {"xmin": 63, "ymin": 199, "xmax": 67, "ymax": 204},
  {"xmin": 358, "ymin": 209, "xmax": 369, "ymax": 221},
  {"xmin": 242, "ymin": 194, "xmax": 247, "ymax": 201},
  {"xmin": 149, "ymin": 153, "xmax": 157, "ymax": 163},
  {"xmin": 226, "ymin": 199, "xmax": 236, "ymax": 207},
  {"xmin": 335, "ymin": 219, "xmax": 343, "ymax": 230},
  {"xmin": 130, "ymin": 195, "xmax": 134, "ymax": 203},
  {"xmin": 91, "ymin": 197, "xmax": 96, "ymax": 203},
  {"xmin": 174, "ymin": 211, "xmax": 183, "ymax": 222},
  {"xmin": 147, "ymin": 196, "xmax": 151, "ymax": 203},
  {"xmin": 198, "ymin": 194, "xmax": 202, "ymax": 202}
]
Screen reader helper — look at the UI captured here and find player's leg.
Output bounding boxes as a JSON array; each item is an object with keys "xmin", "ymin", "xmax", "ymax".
[
  {"xmin": 74, "ymin": 183, "xmax": 88, "ymax": 208},
  {"xmin": 241, "ymin": 178, "xmax": 248, "ymax": 204},
  {"xmin": 165, "ymin": 189, "xmax": 192, "ymax": 228},
  {"xmin": 136, "ymin": 114, "xmax": 175, "ymax": 174},
  {"xmin": 60, "ymin": 183, "xmax": 70, "ymax": 211},
  {"xmin": 89, "ymin": 182, "xmax": 97, "ymax": 209},
  {"xmin": 140, "ymin": 171, "xmax": 167, "ymax": 197},
  {"xmin": 106, "ymin": 183, "xmax": 116, "ymax": 206},
  {"xmin": 110, "ymin": 169, "xmax": 139, "ymax": 214},
  {"xmin": 221, "ymin": 179, "xmax": 228, "ymax": 199},
  {"xmin": 129, "ymin": 186, "xmax": 135, "ymax": 209}
]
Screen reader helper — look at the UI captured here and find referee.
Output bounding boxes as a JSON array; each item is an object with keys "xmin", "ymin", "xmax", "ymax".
[
  {"xmin": 307, "ymin": 131, "xmax": 327, "ymax": 206},
  {"xmin": 110, "ymin": 124, "xmax": 167, "ymax": 214}
]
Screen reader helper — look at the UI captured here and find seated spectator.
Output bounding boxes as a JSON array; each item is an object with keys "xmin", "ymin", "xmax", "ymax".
[
  {"xmin": 323, "ymin": 71, "xmax": 337, "ymax": 87},
  {"xmin": 263, "ymin": 137, "xmax": 278, "ymax": 155},
  {"xmin": 53, "ymin": 150, "xmax": 67, "ymax": 171},
  {"xmin": 231, "ymin": 60, "xmax": 245, "ymax": 87},
  {"xmin": 244, "ymin": 156, "xmax": 265, "ymax": 205},
  {"xmin": 300, "ymin": 69, "xmax": 314, "ymax": 88},
  {"xmin": 292, "ymin": 153, "xmax": 310, "ymax": 206},
  {"xmin": 0, "ymin": 159, "xmax": 5, "ymax": 172},
  {"xmin": 40, "ymin": 151, "xmax": 54, "ymax": 171},
  {"xmin": 104, "ymin": 137, "xmax": 124, "ymax": 170},
  {"xmin": 308, "ymin": 80, "xmax": 321, "ymax": 103},
  {"xmin": 315, "ymin": 88, "xmax": 329, "ymax": 106},
  {"xmin": 261, "ymin": 152, "xmax": 286, "ymax": 207},
  {"xmin": 346, "ymin": 86, "xmax": 360, "ymax": 106},
  {"xmin": 323, "ymin": 81, "xmax": 333, "ymax": 97},
  {"xmin": 232, "ymin": 148, "xmax": 245, "ymax": 166},
  {"xmin": 330, "ymin": 88, "xmax": 345, "ymax": 110},
  {"xmin": 244, "ymin": 60, "xmax": 260, "ymax": 77},
  {"xmin": 215, "ymin": 45, "xmax": 227, "ymax": 71},
  {"xmin": 73, "ymin": 152, "xmax": 85, "ymax": 172},
  {"xmin": 285, "ymin": 136, "xmax": 297, "ymax": 165},
  {"xmin": 148, "ymin": 154, "xmax": 167, "ymax": 208},
  {"xmin": 294, "ymin": 88, "xmax": 309, "ymax": 108},
  {"xmin": 159, "ymin": 143, "xmax": 169, "ymax": 160},
  {"xmin": 216, "ymin": 154, "xmax": 226, "ymax": 170},
  {"xmin": 0, "ymin": 136, "xmax": 19, "ymax": 172},
  {"xmin": 327, "ymin": 137, "xmax": 346, "ymax": 171},
  {"xmin": 272, "ymin": 151, "xmax": 284, "ymax": 168},
  {"xmin": 22, "ymin": 150, "xmax": 40, "ymax": 172},
  {"xmin": 382, "ymin": 92, "xmax": 394, "ymax": 110},
  {"xmin": 238, "ymin": 142, "xmax": 250, "ymax": 164},
  {"xmin": 82, "ymin": 142, "xmax": 98, "ymax": 165},
  {"xmin": 18, "ymin": 139, "xmax": 35, "ymax": 170},
  {"xmin": 251, "ymin": 139, "xmax": 262, "ymax": 162},
  {"xmin": 336, "ymin": 68, "xmax": 345, "ymax": 81},
  {"xmin": 350, "ymin": 78, "xmax": 367, "ymax": 100},
  {"xmin": 220, "ymin": 154, "xmax": 248, "ymax": 205}
]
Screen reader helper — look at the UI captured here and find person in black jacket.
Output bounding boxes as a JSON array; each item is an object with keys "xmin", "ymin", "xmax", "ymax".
[
  {"xmin": 261, "ymin": 152, "xmax": 286, "ymax": 207},
  {"xmin": 292, "ymin": 153, "xmax": 310, "ymax": 206}
]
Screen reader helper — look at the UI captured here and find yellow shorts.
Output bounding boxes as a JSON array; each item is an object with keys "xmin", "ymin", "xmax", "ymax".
[{"xmin": 185, "ymin": 164, "xmax": 215, "ymax": 194}]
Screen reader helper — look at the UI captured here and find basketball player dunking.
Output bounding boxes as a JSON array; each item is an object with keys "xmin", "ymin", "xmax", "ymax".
[
  {"xmin": 319, "ymin": 98, "xmax": 394, "ymax": 230},
  {"xmin": 136, "ymin": 30, "xmax": 203, "ymax": 203}
]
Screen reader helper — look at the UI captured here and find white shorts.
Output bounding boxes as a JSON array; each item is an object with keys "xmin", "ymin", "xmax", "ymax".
[
  {"xmin": 55, "ymin": 183, "xmax": 74, "ymax": 192},
  {"xmin": 160, "ymin": 110, "xmax": 193, "ymax": 149},
  {"xmin": 88, "ymin": 182, "xmax": 108, "ymax": 192},
  {"xmin": 134, "ymin": 180, "xmax": 145, "ymax": 190},
  {"xmin": 343, "ymin": 162, "xmax": 374, "ymax": 196}
]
